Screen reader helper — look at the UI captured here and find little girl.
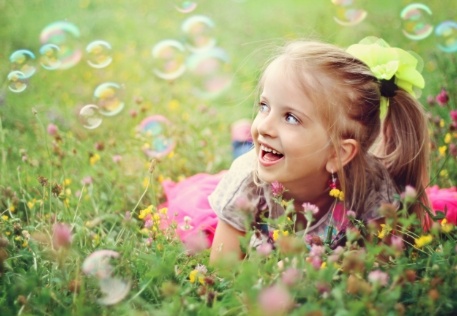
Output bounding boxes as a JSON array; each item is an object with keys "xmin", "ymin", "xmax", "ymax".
[{"xmin": 160, "ymin": 37, "xmax": 440, "ymax": 263}]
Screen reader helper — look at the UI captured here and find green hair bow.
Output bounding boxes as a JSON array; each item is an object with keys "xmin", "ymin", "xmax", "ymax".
[{"xmin": 346, "ymin": 36, "xmax": 425, "ymax": 119}]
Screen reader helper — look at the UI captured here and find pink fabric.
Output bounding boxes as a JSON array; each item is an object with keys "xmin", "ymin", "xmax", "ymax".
[
  {"xmin": 426, "ymin": 185, "xmax": 457, "ymax": 224},
  {"xmin": 160, "ymin": 172, "xmax": 226, "ymax": 244}
]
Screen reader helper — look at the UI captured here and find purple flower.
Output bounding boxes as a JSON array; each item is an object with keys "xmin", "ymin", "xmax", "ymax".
[
  {"xmin": 271, "ymin": 181, "xmax": 285, "ymax": 197},
  {"xmin": 436, "ymin": 88, "xmax": 449, "ymax": 106}
]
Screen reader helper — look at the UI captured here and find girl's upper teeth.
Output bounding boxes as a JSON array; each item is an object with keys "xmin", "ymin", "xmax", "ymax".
[{"xmin": 261, "ymin": 145, "xmax": 281, "ymax": 155}]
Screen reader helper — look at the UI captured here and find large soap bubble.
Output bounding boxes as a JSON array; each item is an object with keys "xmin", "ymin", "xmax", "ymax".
[
  {"xmin": 181, "ymin": 15, "xmax": 216, "ymax": 52},
  {"xmin": 94, "ymin": 82, "xmax": 125, "ymax": 116},
  {"xmin": 152, "ymin": 40, "xmax": 187, "ymax": 81},
  {"xmin": 79, "ymin": 104, "xmax": 103, "ymax": 129},
  {"xmin": 138, "ymin": 115, "xmax": 175, "ymax": 159},
  {"xmin": 332, "ymin": 0, "xmax": 367, "ymax": 26},
  {"xmin": 7, "ymin": 71, "xmax": 28, "ymax": 93},
  {"xmin": 86, "ymin": 40, "xmax": 113, "ymax": 69},
  {"xmin": 435, "ymin": 21, "xmax": 457, "ymax": 53},
  {"xmin": 10, "ymin": 50, "xmax": 36, "ymax": 78},
  {"xmin": 40, "ymin": 21, "xmax": 82, "ymax": 69},
  {"xmin": 39, "ymin": 44, "xmax": 62, "ymax": 70},
  {"xmin": 400, "ymin": 3, "xmax": 434, "ymax": 40}
]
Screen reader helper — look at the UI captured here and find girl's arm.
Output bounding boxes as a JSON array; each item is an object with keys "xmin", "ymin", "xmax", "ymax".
[{"xmin": 209, "ymin": 220, "xmax": 245, "ymax": 264}]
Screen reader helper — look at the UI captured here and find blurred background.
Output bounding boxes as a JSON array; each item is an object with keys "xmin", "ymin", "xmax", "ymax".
[{"xmin": 0, "ymin": 0, "xmax": 456, "ymax": 188}]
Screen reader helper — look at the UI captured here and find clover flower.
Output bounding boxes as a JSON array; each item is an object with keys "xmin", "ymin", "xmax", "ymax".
[
  {"xmin": 271, "ymin": 181, "xmax": 285, "ymax": 197},
  {"xmin": 368, "ymin": 270, "xmax": 389, "ymax": 287},
  {"xmin": 258, "ymin": 284, "xmax": 294, "ymax": 316},
  {"xmin": 52, "ymin": 222, "xmax": 73, "ymax": 249}
]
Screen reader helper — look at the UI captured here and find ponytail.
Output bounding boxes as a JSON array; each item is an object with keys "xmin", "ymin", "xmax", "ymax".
[{"xmin": 372, "ymin": 90, "xmax": 431, "ymax": 227}]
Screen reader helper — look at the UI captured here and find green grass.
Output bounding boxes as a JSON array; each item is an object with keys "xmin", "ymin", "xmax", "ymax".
[{"xmin": 1, "ymin": 0, "xmax": 457, "ymax": 315}]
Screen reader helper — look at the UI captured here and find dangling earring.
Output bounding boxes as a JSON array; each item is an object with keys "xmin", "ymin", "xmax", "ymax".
[{"xmin": 329, "ymin": 171, "xmax": 344, "ymax": 201}]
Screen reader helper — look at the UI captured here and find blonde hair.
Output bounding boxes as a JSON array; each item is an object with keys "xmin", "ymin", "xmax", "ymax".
[{"xmin": 257, "ymin": 40, "xmax": 430, "ymax": 226}]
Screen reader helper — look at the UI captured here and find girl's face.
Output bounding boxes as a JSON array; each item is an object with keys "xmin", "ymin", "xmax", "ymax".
[{"xmin": 251, "ymin": 58, "xmax": 334, "ymax": 199}]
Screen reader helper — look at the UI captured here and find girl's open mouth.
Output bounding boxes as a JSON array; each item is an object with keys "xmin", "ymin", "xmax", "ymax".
[{"xmin": 260, "ymin": 144, "xmax": 284, "ymax": 162}]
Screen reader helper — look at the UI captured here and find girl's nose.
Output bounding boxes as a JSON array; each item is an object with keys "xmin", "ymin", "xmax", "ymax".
[{"xmin": 256, "ymin": 113, "xmax": 277, "ymax": 138}]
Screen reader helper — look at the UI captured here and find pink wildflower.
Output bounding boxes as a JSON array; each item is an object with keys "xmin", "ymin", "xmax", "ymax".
[
  {"xmin": 81, "ymin": 176, "xmax": 93, "ymax": 185},
  {"xmin": 52, "ymin": 222, "xmax": 73, "ymax": 249},
  {"xmin": 346, "ymin": 210, "xmax": 356, "ymax": 219},
  {"xmin": 390, "ymin": 235, "xmax": 404, "ymax": 252},
  {"xmin": 271, "ymin": 181, "xmax": 285, "ymax": 197},
  {"xmin": 402, "ymin": 185, "xmax": 417, "ymax": 202},
  {"xmin": 281, "ymin": 268, "xmax": 302, "ymax": 286},
  {"xmin": 436, "ymin": 88, "xmax": 449, "ymax": 106},
  {"xmin": 302, "ymin": 202, "xmax": 319, "ymax": 215},
  {"xmin": 309, "ymin": 244, "xmax": 325, "ymax": 258},
  {"xmin": 368, "ymin": 270, "xmax": 389, "ymax": 286},
  {"xmin": 47, "ymin": 123, "xmax": 58, "ymax": 136},
  {"xmin": 112, "ymin": 155, "xmax": 122, "ymax": 164},
  {"xmin": 182, "ymin": 231, "xmax": 210, "ymax": 255},
  {"xmin": 257, "ymin": 242, "xmax": 273, "ymax": 257},
  {"xmin": 450, "ymin": 110, "xmax": 457, "ymax": 122},
  {"xmin": 258, "ymin": 284, "xmax": 294, "ymax": 316}
]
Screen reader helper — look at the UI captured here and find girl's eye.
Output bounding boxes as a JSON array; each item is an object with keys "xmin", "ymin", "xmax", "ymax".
[
  {"xmin": 258, "ymin": 102, "xmax": 269, "ymax": 113},
  {"xmin": 285, "ymin": 113, "xmax": 299, "ymax": 124}
]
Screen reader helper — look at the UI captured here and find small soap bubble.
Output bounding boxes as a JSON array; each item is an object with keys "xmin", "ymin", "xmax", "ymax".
[
  {"xmin": 435, "ymin": 21, "xmax": 457, "ymax": 53},
  {"xmin": 86, "ymin": 40, "xmax": 113, "ymax": 69},
  {"xmin": 9, "ymin": 50, "xmax": 36, "ymax": 78},
  {"xmin": 186, "ymin": 47, "xmax": 232, "ymax": 99},
  {"xmin": 331, "ymin": 0, "xmax": 367, "ymax": 26},
  {"xmin": 138, "ymin": 115, "xmax": 175, "ymax": 159},
  {"xmin": 7, "ymin": 71, "xmax": 27, "ymax": 93},
  {"xmin": 400, "ymin": 3, "xmax": 433, "ymax": 40},
  {"xmin": 40, "ymin": 21, "xmax": 82, "ymax": 69},
  {"xmin": 174, "ymin": 1, "xmax": 197, "ymax": 13},
  {"xmin": 39, "ymin": 44, "xmax": 62, "ymax": 70},
  {"xmin": 79, "ymin": 104, "xmax": 103, "ymax": 129},
  {"xmin": 93, "ymin": 82, "xmax": 125, "ymax": 116},
  {"xmin": 181, "ymin": 15, "xmax": 216, "ymax": 52},
  {"xmin": 152, "ymin": 40, "xmax": 187, "ymax": 80}
]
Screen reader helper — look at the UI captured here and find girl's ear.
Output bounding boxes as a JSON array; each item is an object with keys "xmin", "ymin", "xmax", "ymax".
[{"xmin": 325, "ymin": 139, "xmax": 359, "ymax": 172}]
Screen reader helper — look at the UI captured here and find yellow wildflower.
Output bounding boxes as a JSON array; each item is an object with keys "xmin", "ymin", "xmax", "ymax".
[
  {"xmin": 439, "ymin": 119, "xmax": 445, "ymax": 128},
  {"xmin": 441, "ymin": 218, "xmax": 453, "ymax": 233},
  {"xmin": 153, "ymin": 213, "xmax": 161, "ymax": 222},
  {"xmin": 377, "ymin": 224, "xmax": 391, "ymax": 239},
  {"xmin": 1, "ymin": 215, "xmax": 8, "ymax": 221},
  {"xmin": 272, "ymin": 229, "xmax": 288, "ymax": 241},
  {"xmin": 27, "ymin": 198, "xmax": 36, "ymax": 209},
  {"xmin": 168, "ymin": 99, "xmax": 180, "ymax": 111},
  {"xmin": 167, "ymin": 151, "xmax": 175, "ymax": 159},
  {"xmin": 438, "ymin": 145, "xmax": 447, "ymax": 157},
  {"xmin": 444, "ymin": 133, "xmax": 451, "ymax": 144},
  {"xmin": 138, "ymin": 205, "xmax": 153, "ymax": 219},
  {"xmin": 414, "ymin": 234, "xmax": 433, "ymax": 248},
  {"xmin": 189, "ymin": 270, "xmax": 205, "ymax": 284},
  {"xmin": 440, "ymin": 170, "xmax": 449, "ymax": 178},
  {"xmin": 159, "ymin": 207, "xmax": 168, "ymax": 215},
  {"xmin": 330, "ymin": 188, "xmax": 344, "ymax": 201},
  {"xmin": 9, "ymin": 204, "xmax": 15, "ymax": 212},
  {"xmin": 89, "ymin": 153, "xmax": 100, "ymax": 166},
  {"xmin": 64, "ymin": 178, "xmax": 72, "ymax": 186}
]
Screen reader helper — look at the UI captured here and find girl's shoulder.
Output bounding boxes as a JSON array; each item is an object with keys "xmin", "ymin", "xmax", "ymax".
[{"xmin": 208, "ymin": 150, "xmax": 266, "ymax": 231}]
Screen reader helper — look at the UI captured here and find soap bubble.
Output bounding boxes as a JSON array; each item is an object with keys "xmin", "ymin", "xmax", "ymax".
[
  {"xmin": 138, "ymin": 115, "xmax": 175, "ymax": 159},
  {"xmin": 400, "ymin": 3, "xmax": 433, "ymax": 40},
  {"xmin": 435, "ymin": 21, "xmax": 457, "ymax": 53},
  {"xmin": 79, "ymin": 104, "xmax": 103, "ymax": 129},
  {"xmin": 40, "ymin": 21, "xmax": 82, "ymax": 69},
  {"xmin": 331, "ymin": 0, "xmax": 367, "ymax": 26},
  {"xmin": 39, "ymin": 44, "xmax": 62, "ymax": 70},
  {"xmin": 174, "ymin": 1, "xmax": 197, "ymax": 13},
  {"xmin": 7, "ymin": 71, "xmax": 27, "ymax": 93},
  {"xmin": 181, "ymin": 15, "xmax": 216, "ymax": 52},
  {"xmin": 186, "ymin": 47, "xmax": 232, "ymax": 99},
  {"xmin": 86, "ymin": 40, "xmax": 113, "ymax": 69},
  {"xmin": 9, "ymin": 50, "xmax": 36, "ymax": 78},
  {"xmin": 152, "ymin": 39, "xmax": 187, "ymax": 80},
  {"xmin": 94, "ymin": 82, "xmax": 125, "ymax": 116}
]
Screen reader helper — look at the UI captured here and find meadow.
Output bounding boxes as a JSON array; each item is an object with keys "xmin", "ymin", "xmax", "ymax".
[{"xmin": 1, "ymin": 0, "xmax": 457, "ymax": 315}]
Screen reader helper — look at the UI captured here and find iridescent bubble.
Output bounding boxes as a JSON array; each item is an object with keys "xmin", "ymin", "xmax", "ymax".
[
  {"xmin": 181, "ymin": 15, "xmax": 216, "ymax": 52},
  {"xmin": 7, "ymin": 71, "xmax": 27, "ymax": 93},
  {"xmin": 400, "ymin": 3, "xmax": 433, "ymax": 40},
  {"xmin": 40, "ymin": 21, "xmax": 82, "ymax": 69},
  {"xmin": 39, "ymin": 44, "xmax": 61, "ymax": 70},
  {"xmin": 86, "ymin": 40, "xmax": 113, "ymax": 69},
  {"xmin": 94, "ymin": 83, "xmax": 125, "ymax": 116},
  {"xmin": 435, "ymin": 21, "xmax": 457, "ymax": 53},
  {"xmin": 79, "ymin": 104, "xmax": 103, "ymax": 129},
  {"xmin": 332, "ymin": 0, "xmax": 367, "ymax": 26},
  {"xmin": 152, "ymin": 40, "xmax": 187, "ymax": 80},
  {"xmin": 186, "ymin": 47, "xmax": 232, "ymax": 99},
  {"xmin": 138, "ymin": 115, "xmax": 175, "ymax": 159},
  {"xmin": 9, "ymin": 50, "xmax": 36, "ymax": 78},
  {"xmin": 174, "ymin": 1, "xmax": 197, "ymax": 13}
]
